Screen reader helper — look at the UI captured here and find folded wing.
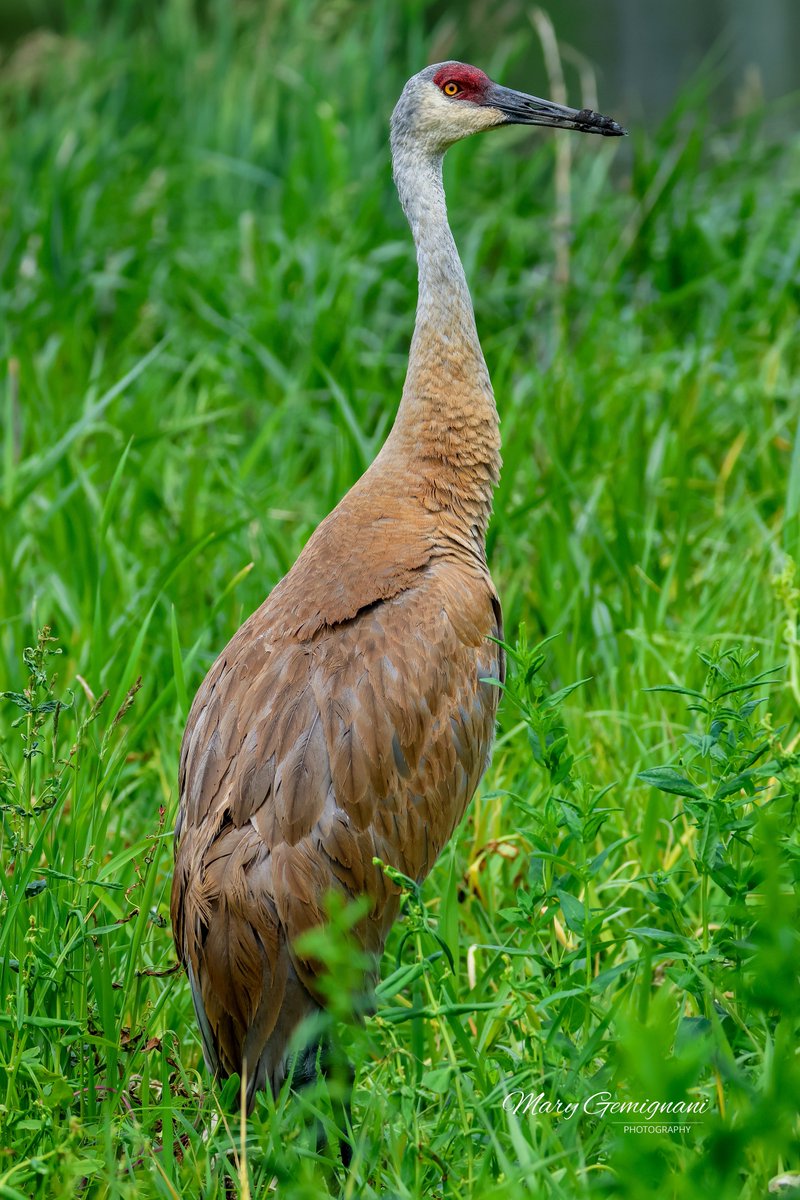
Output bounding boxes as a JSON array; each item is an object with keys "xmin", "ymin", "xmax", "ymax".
[{"xmin": 170, "ymin": 558, "xmax": 503, "ymax": 1096}]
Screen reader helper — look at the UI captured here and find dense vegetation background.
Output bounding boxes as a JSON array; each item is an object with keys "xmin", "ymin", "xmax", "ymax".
[{"xmin": 1, "ymin": 1, "xmax": 799, "ymax": 1196}]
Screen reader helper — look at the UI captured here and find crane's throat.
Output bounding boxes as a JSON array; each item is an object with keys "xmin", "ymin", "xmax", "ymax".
[{"xmin": 391, "ymin": 142, "xmax": 502, "ymax": 540}]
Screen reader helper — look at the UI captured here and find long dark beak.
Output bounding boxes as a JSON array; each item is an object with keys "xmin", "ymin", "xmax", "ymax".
[{"xmin": 486, "ymin": 84, "xmax": 626, "ymax": 137}]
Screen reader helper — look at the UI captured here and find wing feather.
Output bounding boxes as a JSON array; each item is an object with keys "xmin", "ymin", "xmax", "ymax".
[{"xmin": 171, "ymin": 557, "xmax": 503, "ymax": 1093}]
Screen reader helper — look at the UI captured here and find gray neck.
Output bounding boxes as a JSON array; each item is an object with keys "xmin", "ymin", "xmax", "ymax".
[
  {"xmin": 382, "ymin": 129, "xmax": 501, "ymax": 542},
  {"xmin": 391, "ymin": 137, "xmax": 492, "ymax": 399}
]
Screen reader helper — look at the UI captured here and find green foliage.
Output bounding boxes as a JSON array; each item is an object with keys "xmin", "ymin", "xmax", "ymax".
[{"xmin": 1, "ymin": 0, "xmax": 799, "ymax": 1196}]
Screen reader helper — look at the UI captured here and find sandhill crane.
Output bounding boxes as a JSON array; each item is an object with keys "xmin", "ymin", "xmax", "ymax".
[{"xmin": 171, "ymin": 61, "xmax": 623, "ymax": 1156}]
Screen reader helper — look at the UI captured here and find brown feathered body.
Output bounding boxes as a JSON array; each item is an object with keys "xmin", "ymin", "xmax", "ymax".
[{"xmin": 171, "ymin": 63, "xmax": 507, "ymax": 1104}]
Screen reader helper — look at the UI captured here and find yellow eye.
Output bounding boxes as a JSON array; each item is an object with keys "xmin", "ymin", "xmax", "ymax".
[{"xmin": 443, "ymin": 81, "xmax": 460, "ymax": 96}]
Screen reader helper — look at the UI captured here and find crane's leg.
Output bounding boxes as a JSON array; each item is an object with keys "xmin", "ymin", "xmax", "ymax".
[
  {"xmin": 287, "ymin": 1038, "xmax": 354, "ymax": 1169},
  {"xmin": 321, "ymin": 1040, "xmax": 355, "ymax": 1169}
]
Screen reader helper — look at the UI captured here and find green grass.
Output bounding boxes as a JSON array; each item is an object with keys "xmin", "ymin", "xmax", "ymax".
[{"xmin": 1, "ymin": 1, "xmax": 799, "ymax": 1196}]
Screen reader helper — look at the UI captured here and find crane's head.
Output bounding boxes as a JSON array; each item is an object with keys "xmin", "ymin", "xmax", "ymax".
[{"xmin": 391, "ymin": 61, "xmax": 626, "ymax": 156}]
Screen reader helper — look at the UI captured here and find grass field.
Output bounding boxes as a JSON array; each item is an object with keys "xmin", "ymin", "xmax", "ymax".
[{"xmin": 1, "ymin": 1, "xmax": 799, "ymax": 1196}]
